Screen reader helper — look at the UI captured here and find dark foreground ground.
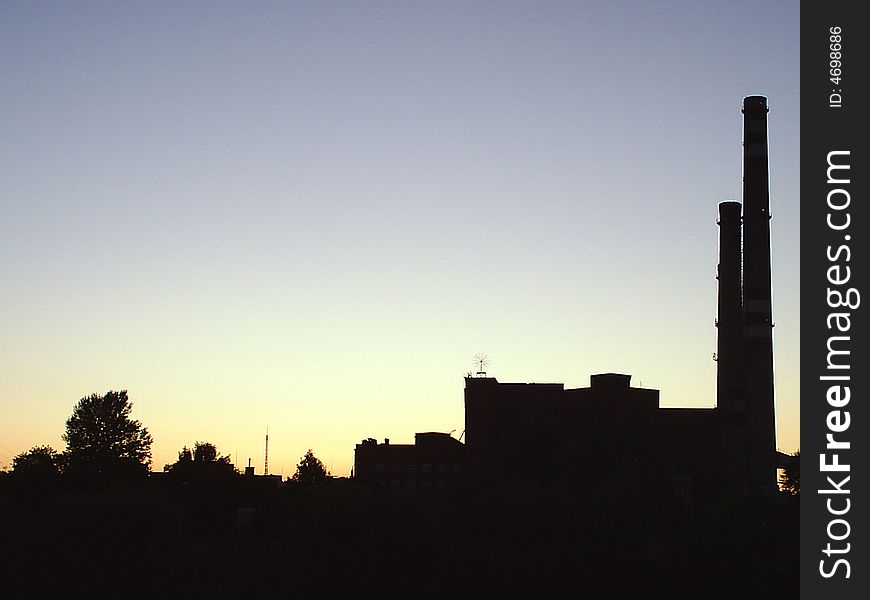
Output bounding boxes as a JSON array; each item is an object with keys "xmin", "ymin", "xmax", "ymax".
[{"xmin": 0, "ymin": 474, "xmax": 798, "ymax": 599}]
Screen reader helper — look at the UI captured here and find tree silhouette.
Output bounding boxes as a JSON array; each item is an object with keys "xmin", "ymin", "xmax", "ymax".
[
  {"xmin": 62, "ymin": 390, "xmax": 153, "ymax": 482},
  {"xmin": 167, "ymin": 445, "xmax": 194, "ymax": 471},
  {"xmin": 10, "ymin": 445, "xmax": 61, "ymax": 507},
  {"xmin": 193, "ymin": 441, "xmax": 220, "ymax": 463},
  {"xmin": 292, "ymin": 449, "xmax": 330, "ymax": 485},
  {"xmin": 164, "ymin": 441, "xmax": 235, "ymax": 478},
  {"xmin": 11, "ymin": 445, "xmax": 60, "ymax": 478}
]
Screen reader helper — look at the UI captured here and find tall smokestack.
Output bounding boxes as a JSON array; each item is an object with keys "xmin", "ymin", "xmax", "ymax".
[
  {"xmin": 741, "ymin": 95, "xmax": 776, "ymax": 494},
  {"xmin": 716, "ymin": 200, "xmax": 743, "ymax": 414}
]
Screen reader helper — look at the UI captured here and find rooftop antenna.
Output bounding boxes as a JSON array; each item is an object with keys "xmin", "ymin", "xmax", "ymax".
[
  {"xmin": 264, "ymin": 427, "xmax": 269, "ymax": 476},
  {"xmin": 473, "ymin": 353, "xmax": 489, "ymax": 377}
]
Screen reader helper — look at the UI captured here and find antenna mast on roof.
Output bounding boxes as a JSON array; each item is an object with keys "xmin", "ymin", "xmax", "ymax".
[{"xmin": 473, "ymin": 354, "xmax": 489, "ymax": 377}]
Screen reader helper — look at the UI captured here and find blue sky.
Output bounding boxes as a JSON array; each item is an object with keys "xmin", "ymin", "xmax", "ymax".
[{"xmin": 0, "ymin": 1, "xmax": 799, "ymax": 475}]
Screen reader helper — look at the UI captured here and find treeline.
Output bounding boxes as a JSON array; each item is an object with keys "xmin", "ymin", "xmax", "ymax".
[{"xmin": 4, "ymin": 390, "xmax": 329, "ymax": 490}]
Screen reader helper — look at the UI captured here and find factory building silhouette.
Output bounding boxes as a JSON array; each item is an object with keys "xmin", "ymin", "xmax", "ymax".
[{"xmin": 356, "ymin": 96, "xmax": 778, "ymax": 499}]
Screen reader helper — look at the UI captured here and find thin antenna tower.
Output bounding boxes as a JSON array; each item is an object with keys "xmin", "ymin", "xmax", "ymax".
[{"xmin": 264, "ymin": 427, "xmax": 269, "ymax": 476}]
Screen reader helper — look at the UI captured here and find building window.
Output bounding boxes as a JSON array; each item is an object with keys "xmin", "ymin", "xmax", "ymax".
[
  {"xmin": 407, "ymin": 464, "xmax": 416, "ymax": 475},
  {"xmin": 438, "ymin": 464, "xmax": 448, "ymax": 475},
  {"xmin": 422, "ymin": 463, "xmax": 432, "ymax": 475},
  {"xmin": 376, "ymin": 463, "xmax": 385, "ymax": 473},
  {"xmin": 391, "ymin": 464, "xmax": 400, "ymax": 474}
]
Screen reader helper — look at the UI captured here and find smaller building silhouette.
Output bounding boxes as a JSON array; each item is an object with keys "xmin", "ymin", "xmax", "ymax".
[{"xmin": 354, "ymin": 432, "xmax": 465, "ymax": 491}]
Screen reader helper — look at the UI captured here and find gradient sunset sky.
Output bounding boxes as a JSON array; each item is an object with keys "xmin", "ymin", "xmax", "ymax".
[{"xmin": 1, "ymin": 1, "xmax": 799, "ymax": 476}]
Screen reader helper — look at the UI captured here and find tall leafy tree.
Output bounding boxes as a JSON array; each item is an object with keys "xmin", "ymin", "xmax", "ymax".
[{"xmin": 62, "ymin": 390, "xmax": 153, "ymax": 481}]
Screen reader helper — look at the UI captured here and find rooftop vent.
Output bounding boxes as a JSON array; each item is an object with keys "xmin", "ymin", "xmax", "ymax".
[{"xmin": 590, "ymin": 373, "xmax": 632, "ymax": 389}]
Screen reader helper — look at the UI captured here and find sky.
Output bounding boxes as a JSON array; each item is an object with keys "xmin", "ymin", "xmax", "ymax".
[{"xmin": 0, "ymin": 1, "xmax": 800, "ymax": 476}]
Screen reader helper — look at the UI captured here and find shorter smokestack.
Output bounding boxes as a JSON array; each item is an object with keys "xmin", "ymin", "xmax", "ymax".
[{"xmin": 716, "ymin": 201, "xmax": 743, "ymax": 414}]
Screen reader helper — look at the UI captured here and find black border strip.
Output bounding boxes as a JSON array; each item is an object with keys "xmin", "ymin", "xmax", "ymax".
[{"xmin": 801, "ymin": 2, "xmax": 867, "ymax": 597}]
